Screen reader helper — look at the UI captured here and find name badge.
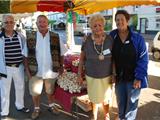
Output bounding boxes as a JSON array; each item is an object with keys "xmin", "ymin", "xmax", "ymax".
[
  {"xmin": 103, "ymin": 49, "xmax": 111, "ymax": 55},
  {"xmin": 125, "ymin": 40, "xmax": 130, "ymax": 44}
]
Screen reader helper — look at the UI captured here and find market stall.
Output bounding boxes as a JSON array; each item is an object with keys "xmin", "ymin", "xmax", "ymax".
[{"xmin": 54, "ymin": 54, "xmax": 89, "ymax": 112}]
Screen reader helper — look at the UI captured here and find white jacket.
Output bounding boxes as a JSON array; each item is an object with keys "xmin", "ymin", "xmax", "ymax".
[{"xmin": 0, "ymin": 31, "xmax": 28, "ymax": 78}]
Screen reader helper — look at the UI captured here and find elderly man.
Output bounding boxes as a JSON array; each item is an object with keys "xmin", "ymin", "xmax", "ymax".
[
  {"xmin": 26, "ymin": 15, "xmax": 67, "ymax": 120},
  {"xmin": 0, "ymin": 15, "xmax": 29, "ymax": 118}
]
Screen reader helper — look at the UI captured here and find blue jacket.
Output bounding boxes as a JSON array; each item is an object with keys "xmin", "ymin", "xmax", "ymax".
[{"xmin": 110, "ymin": 28, "xmax": 149, "ymax": 88}]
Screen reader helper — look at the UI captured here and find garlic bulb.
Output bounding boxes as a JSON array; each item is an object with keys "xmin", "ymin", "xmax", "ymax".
[
  {"xmin": 57, "ymin": 72, "xmax": 83, "ymax": 93},
  {"xmin": 72, "ymin": 59, "xmax": 79, "ymax": 67}
]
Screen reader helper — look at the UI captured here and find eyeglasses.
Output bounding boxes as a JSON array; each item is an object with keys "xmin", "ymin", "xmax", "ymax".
[{"xmin": 3, "ymin": 21, "xmax": 15, "ymax": 25}]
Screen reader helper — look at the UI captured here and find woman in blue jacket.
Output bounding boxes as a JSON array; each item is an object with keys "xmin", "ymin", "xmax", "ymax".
[{"xmin": 110, "ymin": 10, "xmax": 148, "ymax": 120}]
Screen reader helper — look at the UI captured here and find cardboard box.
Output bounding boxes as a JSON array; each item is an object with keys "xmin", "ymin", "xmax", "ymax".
[{"xmin": 76, "ymin": 95, "xmax": 92, "ymax": 112}]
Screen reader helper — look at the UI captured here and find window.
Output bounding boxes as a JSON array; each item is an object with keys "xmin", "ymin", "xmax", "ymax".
[
  {"xmin": 156, "ymin": 19, "xmax": 160, "ymax": 22},
  {"xmin": 156, "ymin": 8, "xmax": 160, "ymax": 13},
  {"xmin": 145, "ymin": 19, "xmax": 149, "ymax": 28},
  {"xmin": 156, "ymin": 23, "xmax": 160, "ymax": 28},
  {"xmin": 156, "ymin": 18, "xmax": 160, "ymax": 29}
]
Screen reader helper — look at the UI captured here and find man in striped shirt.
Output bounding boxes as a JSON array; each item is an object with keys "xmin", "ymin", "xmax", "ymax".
[{"xmin": 0, "ymin": 15, "xmax": 29, "ymax": 118}]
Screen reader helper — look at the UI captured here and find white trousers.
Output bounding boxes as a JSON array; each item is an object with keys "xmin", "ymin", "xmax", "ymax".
[{"xmin": 0, "ymin": 65, "xmax": 25, "ymax": 116}]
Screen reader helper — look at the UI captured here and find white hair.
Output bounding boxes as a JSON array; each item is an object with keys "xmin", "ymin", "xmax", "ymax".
[
  {"xmin": 2, "ymin": 14, "xmax": 14, "ymax": 28},
  {"xmin": 88, "ymin": 14, "xmax": 106, "ymax": 28},
  {"xmin": 2, "ymin": 14, "xmax": 14, "ymax": 23}
]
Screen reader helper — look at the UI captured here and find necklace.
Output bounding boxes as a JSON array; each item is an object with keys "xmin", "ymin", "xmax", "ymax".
[
  {"xmin": 92, "ymin": 33, "xmax": 106, "ymax": 60},
  {"xmin": 93, "ymin": 38, "xmax": 104, "ymax": 61}
]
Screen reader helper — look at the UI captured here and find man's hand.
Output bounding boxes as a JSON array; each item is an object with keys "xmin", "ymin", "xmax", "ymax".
[
  {"xmin": 133, "ymin": 80, "xmax": 141, "ymax": 89},
  {"xmin": 58, "ymin": 66, "xmax": 64, "ymax": 75}
]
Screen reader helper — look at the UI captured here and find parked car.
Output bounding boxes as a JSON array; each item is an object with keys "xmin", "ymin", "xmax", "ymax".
[
  {"xmin": 54, "ymin": 22, "xmax": 66, "ymax": 30},
  {"xmin": 151, "ymin": 31, "xmax": 160, "ymax": 60},
  {"xmin": 74, "ymin": 20, "xmax": 86, "ymax": 36}
]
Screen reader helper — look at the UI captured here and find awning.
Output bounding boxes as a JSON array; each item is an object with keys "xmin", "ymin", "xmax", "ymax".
[
  {"xmin": 73, "ymin": 0, "xmax": 160, "ymax": 15},
  {"xmin": 0, "ymin": 0, "xmax": 160, "ymax": 14},
  {"xmin": 0, "ymin": 0, "xmax": 74, "ymax": 14}
]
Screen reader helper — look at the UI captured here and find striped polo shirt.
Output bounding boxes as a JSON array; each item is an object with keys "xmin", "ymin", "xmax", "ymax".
[{"xmin": 4, "ymin": 31, "xmax": 23, "ymax": 66}]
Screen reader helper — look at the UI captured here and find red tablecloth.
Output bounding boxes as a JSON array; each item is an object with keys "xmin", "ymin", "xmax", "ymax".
[{"xmin": 54, "ymin": 86, "xmax": 87, "ymax": 112}]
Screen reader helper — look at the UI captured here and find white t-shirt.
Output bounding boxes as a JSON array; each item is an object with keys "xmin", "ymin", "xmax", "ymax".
[{"xmin": 36, "ymin": 31, "xmax": 67, "ymax": 79}]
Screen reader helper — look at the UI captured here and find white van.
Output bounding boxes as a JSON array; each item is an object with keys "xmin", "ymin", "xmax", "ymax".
[
  {"xmin": 151, "ymin": 31, "xmax": 160, "ymax": 60},
  {"xmin": 74, "ymin": 20, "xmax": 91, "ymax": 36},
  {"xmin": 74, "ymin": 20, "xmax": 87, "ymax": 35}
]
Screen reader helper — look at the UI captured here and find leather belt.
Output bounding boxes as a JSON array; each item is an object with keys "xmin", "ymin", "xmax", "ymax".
[{"xmin": 7, "ymin": 64, "xmax": 19, "ymax": 67}]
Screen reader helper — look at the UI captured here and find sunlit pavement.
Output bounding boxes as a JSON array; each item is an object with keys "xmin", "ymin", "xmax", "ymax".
[{"xmin": 148, "ymin": 60, "xmax": 160, "ymax": 77}]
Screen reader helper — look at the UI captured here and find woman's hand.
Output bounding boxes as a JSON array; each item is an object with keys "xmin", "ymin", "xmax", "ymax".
[
  {"xmin": 133, "ymin": 80, "xmax": 141, "ymax": 89},
  {"xmin": 111, "ymin": 75, "xmax": 116, "ymax": 84}
]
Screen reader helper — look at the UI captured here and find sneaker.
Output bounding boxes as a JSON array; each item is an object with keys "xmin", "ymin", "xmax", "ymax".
[
  {"xmin": 48, "ymin": 106, "xmax": 60, "ymax": 115},
  {"xmin": 17, "ymin": 107, "xmax": 30, "ymax": 113},
  {"xmin": 31, "ymin": 109, "xmax": 40, "ymax": 120}
]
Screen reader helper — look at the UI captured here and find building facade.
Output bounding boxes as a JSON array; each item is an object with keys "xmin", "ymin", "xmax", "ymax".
[
  {"xmin": 137, "ymin": 6, "xmax": 160, "ymax": 34},
  {"xmin": 102, "ymin": 5, "xmax": 160, "ymax": 34}
]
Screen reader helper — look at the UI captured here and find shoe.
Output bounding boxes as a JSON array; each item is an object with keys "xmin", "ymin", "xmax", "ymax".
[
  {"xmin": 48, "ymin": 106, "xmax": 60, "ymax": 115},
  {"xmin": 104, "ymin": 113, "xmax": 110, "ymax": 120},
  {"xmin": 90, "ymin": 113, "xmax": 97, "ymax": 120},
  {"xmin": 90, "ymin": 113, "xmax": 98, "ymax": 120},
  {"xmin": 31, "ymin": 109, "xmax": 40, "ymax": 120},
  {"xmin": 17, "ymin": 107, "xmax": 30, "ymax": 113},
  {"xmin": 90, "ymin": 117, "xmax": 97, "ymax": 120},
  {"xmin": 1, "ymin": 115, "xmax": 8, "ymax": 120}
]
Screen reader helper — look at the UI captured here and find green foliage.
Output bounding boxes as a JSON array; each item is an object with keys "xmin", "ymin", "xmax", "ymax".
[
  {"xmin": 131, "ymin": 15, "xmax": 138, "ymax": 30},
  {"xmin": 0, "ymin": 1, "xmax": 10, "ymax": 13},
  {"xmin": 104, "ymin": 24, "xmax": 112, "ymax": 31},
  {"xmin": 132, "ymin": 15, "xmax": 138, "ymax": 26},
  {"xmin": 104, "ymin": 18, "xmax": 112, "ymax": 31},
  {"xmin": 49, "ymin": 20, "xmax": 56, "ymax": 25}
]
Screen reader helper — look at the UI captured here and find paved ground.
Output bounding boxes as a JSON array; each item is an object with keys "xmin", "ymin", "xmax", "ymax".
[{"xmin": 0, "ymin": 33, "xmax": 160, "ymax": 120}]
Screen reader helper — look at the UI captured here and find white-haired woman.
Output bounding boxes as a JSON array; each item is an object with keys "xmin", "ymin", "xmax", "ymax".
[{"xmin": 77, "ymin": 14, "xmax": 113, "ymax": 120}]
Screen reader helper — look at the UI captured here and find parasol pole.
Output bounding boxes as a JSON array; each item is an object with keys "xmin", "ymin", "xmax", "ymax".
[
  {"xmin": 67, "ymin": 11, "xmax": 75, "ymax": 52},
  {"xmin": 112, "ymin": 8, "xmax": 117, "ymax": 30},
  {"xmin": 66, "ymin": 0, "xmax": 75, "ymax": 52}
]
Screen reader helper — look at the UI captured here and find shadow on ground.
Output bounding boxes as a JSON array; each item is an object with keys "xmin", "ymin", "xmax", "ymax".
[
  {"xmin": 137, "ymin": 101, "xmax": 160, "ymax": 120},
  {"xmin": 148, "ymin": 75, "xmax": 160, "ymax": 90}
]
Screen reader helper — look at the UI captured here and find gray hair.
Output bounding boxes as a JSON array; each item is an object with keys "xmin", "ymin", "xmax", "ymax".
[
  {"xmin": 37, "ymin": 15, "xmax": 48, "ymax": 22},
  {"xmin": 2, "ymin": 14, "xmax": 14, "ymax": 23},
  {"xmin": 2, "ymin": 14, "xmax": 14, "ymax": 27},
  {"xmin": 88, "ymin": 14, "xmax": 106, "ymax": 28}
]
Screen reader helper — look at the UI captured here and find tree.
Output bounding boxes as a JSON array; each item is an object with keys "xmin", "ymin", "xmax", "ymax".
[
  {"xmin": 132, "ymin": 15, "xmax": 138, "ymax": 30},
  {"xmin": 0, "ymin": 1, "xmax": 10, "ymax": 13}
]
